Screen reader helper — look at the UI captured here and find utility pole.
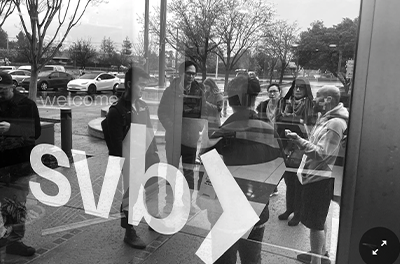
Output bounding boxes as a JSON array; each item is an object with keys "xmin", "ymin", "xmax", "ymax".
[
  {"xmin": 175, "ymin": 27, "xmax": 178, "ymax": 73},
  {"xmin": 215, "ymin": 55, "xmax": 218, "ymax": 78},
  {"xmin": 158, "ymin": 0, "xmax": 167, "ymax": 87},
  {"xmin": 144, "ymin": 0, "xmax": 149, "ymax": 74}
]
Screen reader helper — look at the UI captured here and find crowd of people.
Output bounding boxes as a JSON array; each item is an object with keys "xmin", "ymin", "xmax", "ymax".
[{"xmin": 0, "ymin": 61, "xmax": 347, "ymax": 264}]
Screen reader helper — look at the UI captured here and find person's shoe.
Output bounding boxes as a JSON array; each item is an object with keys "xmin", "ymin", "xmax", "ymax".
[
  {"xmin": 278, "ymin": 211, "xmax": 292, "ymax": 220},
  {"xmin": 297, "ymin": 251, "xmax": 330, "ymax": 264},
  {"xmin": 124, "ymin": 228, "xmax": 146, "ymax": 249},
  {"xmin": 6, "ymin": 241, "xmax": 36, "ymax": 257},
  {"xmin": 288, "ymin": 215, "xmax": 300, "ymax": 226}
]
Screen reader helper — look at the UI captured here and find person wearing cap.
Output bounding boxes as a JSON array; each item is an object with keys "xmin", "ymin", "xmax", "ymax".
[
  {"xmin": 158, "ymin": 60, "xmax": 207, "ymax": 190},
  {"xmin": 203, "ymin": 75, "xmax": 281, "ymax": 264},
  {"xmin": 103, "ymin": 66, "xmax": 160, "ymax": 249},
  {"xmin": 285, "ymin": 85, "xmax": 348, "ymax": 264},
  {"xmin": 0, "ymin": 71, "xmax": 41, "ymax": 256}
]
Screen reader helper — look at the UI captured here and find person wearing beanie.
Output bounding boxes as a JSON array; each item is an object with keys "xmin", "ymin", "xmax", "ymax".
[{"xmin": 0, "ymin": 71, "xmax": 41, "ymax": 257}]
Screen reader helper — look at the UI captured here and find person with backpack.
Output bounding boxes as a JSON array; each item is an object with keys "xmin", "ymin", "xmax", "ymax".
[{"xmin": 101, "ymin": 66, "xmax": 159, "ymax": 249}]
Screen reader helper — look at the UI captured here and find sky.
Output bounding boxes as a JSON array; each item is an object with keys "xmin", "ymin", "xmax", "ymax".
[{"xmin": 2, "ymin": 0, "xmax": 361, "ymax": 50}]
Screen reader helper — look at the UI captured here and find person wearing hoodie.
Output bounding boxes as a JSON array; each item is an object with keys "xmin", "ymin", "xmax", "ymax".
[
  {"xmin": 277, "ymin": 78, "xmax": 315, "ymax": 226},
  {"xmin": 285, "ymin": 85, "xmax": 348, "ymax": 264},
  {"xmin": 158, "ymin": 61, "xmax": 207, "ymax": 190},
  {"xmin": 281, "ymin": 78, "xmax": 315, "ymax": 125}
]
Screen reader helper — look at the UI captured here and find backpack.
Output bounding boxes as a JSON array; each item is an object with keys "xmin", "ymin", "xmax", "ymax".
[{"xmin": 101, "ymin": 101, "xmax": 130, "ymax": 153}]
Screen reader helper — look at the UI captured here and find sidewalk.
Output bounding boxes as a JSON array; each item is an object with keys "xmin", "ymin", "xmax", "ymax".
[{"xmin": 0, "ymin": 103, "xmax": 340, "ymax": 264}]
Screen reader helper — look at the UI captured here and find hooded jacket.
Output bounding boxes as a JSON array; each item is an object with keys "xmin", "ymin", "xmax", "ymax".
[
  {"xmin": 281, "ymin": 78, "xmax": 315, "ymax": 125},
  {"xmin": 295, "ymin": 103, "xmax": 348, "ymax": 184}
]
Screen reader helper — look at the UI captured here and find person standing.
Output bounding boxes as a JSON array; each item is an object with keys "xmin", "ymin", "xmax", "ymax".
[
  {"xmin": 205, "ymin": 75, "xmax": 281, "ymax": 264},
  {"xmin": 277, "ymin": 78, "xmax": 315, "ymax": 226},
  {"xmin": 256, "ymin": 83, "xmax": 283, "ymax": 123},
  {"xmin": 286, "ymin": 85, "xmax": 348, "ymax": 264},
  {"xmin": 203, "ymin": 78, "xmax": 223, "ymax": 136},
  {"xmin": 0, "ymin": 71, "xmax": 41, "ymax": 256},
  {"xmin": 102, "ymin": 66, "xmax": 160, "ymax": 249},
  {"xmin": 256, "ymin": 83, "xmax": 283, "ymax": 197},
  {"xmin": 158, "ymin": 60, "xmax": 207, "ymax": 190}
]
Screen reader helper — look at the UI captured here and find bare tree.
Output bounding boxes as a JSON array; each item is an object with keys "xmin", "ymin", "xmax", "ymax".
[
  {"xmin": 213, "ymin": 0, "xmax": 274, "ymax": 89},
  {"xmin": 12, "ymin": 0, "xmax": 105, "ymax": 100},
  {"xmin": 132, "ymin": 32, "xmax": 145, "ymax": 63},
  {"xmin": 0, "ymin": 0, "xmax": 15, "ymax": 28},
  {"xmin": 148, "ymin": 0, "xmax": 225, "ymax": 81},
  {"xmin": 262, "ymin": 20, "xmax": 298, "ymax": 84},
  {"xmin": 69, "ymin": 38, "xmax": 97, "ymax": 69}
]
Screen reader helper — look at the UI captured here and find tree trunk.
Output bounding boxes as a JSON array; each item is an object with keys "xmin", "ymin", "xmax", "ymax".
[
  {"xmin": 337, "ymin": 72, "xmax": 350, "ymax": 94},
  {"xmin": 28, "ymin": 69, "xmax": 38, "ymax": 101},
  {"xmin": 279, "ymin": 66, "xmax": 285, "ymax": 84},
  {"xmin": 201, "ymin": 69, "xmax": 207, "ymax": 82}
]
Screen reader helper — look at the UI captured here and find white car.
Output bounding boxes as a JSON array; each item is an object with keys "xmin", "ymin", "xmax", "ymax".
[
  {"xmin": 17, "ymin": 65, "xmax": 66, "ymax": 72},
  {"xmin": 67, "ymin": 72, "xmax": 120, "ymax": 94},
  {"xmin": 7, "ymin": 70, "xmax": 31, "ymax": 86},
  {"xmin": 0, "ymin": 66, "xmax": 17, "ymax": 71}
]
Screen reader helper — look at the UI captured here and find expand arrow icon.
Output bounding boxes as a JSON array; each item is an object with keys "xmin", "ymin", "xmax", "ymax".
[
  {"xmin": 381, "ymin": 240, "xmax": 387, "ymax": 246},
  {"xmin": 196, "ymin": 150, "xmax": 260, "ymax": 264},
  {"xmin": 372, "ymin": 249, "xmax": 379, "ymax": 255}
]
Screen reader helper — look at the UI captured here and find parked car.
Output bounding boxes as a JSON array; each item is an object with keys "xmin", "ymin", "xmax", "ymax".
[
  {"xmin": 67, "ymin": 72, "xmax": 120, "ymax": 94},
  {"xmin": 18, "ymin": 65, "xmax": 31, "ymax": 71},
  {"xmin": 0, "ymin": 66, "xmax": 17, "ymax": 71},
  {"xmin": 7, "ymin": 70, "xmax": 31, "ymax": 86},
  {"xmin": 17, "ymin": 65, "xmax": 66, "ymax": 72},
  {"xmin": 21, "ymin": 71, "xmax": 74, "ymax": 91},
  {"xmin": 115, "ymin": 74, "xmax": 159, "ymax": 97},
  {"xmin": 235, "ymin": 69, "xmax": 248, "ymax": 77}
]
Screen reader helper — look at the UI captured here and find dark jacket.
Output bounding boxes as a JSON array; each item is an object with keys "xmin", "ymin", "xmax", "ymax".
[
  {"xmin": 281, "ymin": 79, "xmax": 315, "ymax": 125},
  {"xmin": 206, "ymin": 109, "xmax": 281, "ymax": 226},
  {"xmin": 105, "ymin": 97, "xmax": 159, "ymax": 169},
  {"xmin": 256, "ymin": 98, "xmax": 283, "ymax": 123},
  {"xmin": 158, "ymin": 78, "xmax": 207, "ymax": 148},
  {"xmin": 0, "ymin": 89, "xmax": 41, "ymax": 169},
  {"xmin": 209, "ymin": 109, "xmax": 281, "ymax": 166}
]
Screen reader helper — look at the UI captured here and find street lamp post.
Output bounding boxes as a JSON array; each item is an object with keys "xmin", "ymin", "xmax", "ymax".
[
  {"xmin": 291, "ymin": 43, "xmax": 299, "ymax": 78},
  {"xmin": 158, "ymin": 0, "xmax": 167, "ymax": 87},
  {"xmin": 144, "ymin": 0, "xmax": 149, "ymax": 74},
  {"xmin": 329, "ymin": 44, "xmax": 342, "ymax": 79}
]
